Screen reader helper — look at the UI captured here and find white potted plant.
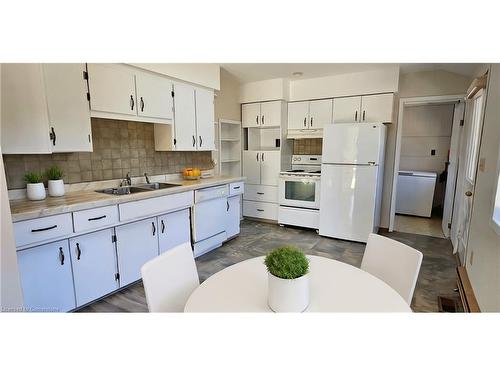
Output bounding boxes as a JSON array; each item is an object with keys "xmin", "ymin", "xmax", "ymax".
[
  {"xmin": 24, "ymin": 172, "xmax": 46, "ymax": 201},
  {"xmin": 264, "ymin": 246, "xmax": 310, "ymax": 312},
  {"xmin": 45, "ymin": 166, "xmax": 65, "ymax": 197}
]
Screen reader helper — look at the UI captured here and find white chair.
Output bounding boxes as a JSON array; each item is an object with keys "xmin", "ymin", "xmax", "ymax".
[
  {"xmin": 141, "ymin": 242, "xmax": 199, "ymax": 312},
  {"xmin": 361, "ymin": 233, "xmax": 423, "ymax": 305}
]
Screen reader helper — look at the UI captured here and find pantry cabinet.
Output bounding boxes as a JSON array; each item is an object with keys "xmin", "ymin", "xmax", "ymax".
[
  {"xmin": 242, "ymin": 101, "xmax": 283, "ymax": 128},
  {"xmin": 243, "ymin": 150, "xmax": 280, "ymax": 186},
  {"xmin": 242, "ymin": 102, "xmax": 261, "ymax": 128},
  {"xmin": 17, "ymin": 240, "xmax": 76, "ymax": 312},
  {"xmin": 333, "ymin": 94, "xmax": 394, "ymax": 124},
  {"xmin": 69, "ymin": 229, "xmax": 119, "ymax": 307}
]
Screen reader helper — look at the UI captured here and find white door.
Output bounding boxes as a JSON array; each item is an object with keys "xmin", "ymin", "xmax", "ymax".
[
  {"xmin": 287, "ymin": 101, "xmax": 309, "ymax": 131},
  {"xmin": 43, "ymin": 64, "xmax": 92, "ymax": 153},
  {"xmin": 87, "ymin": 64, "xmax": 137, "ymax": 116},
  {"xmin": 243, "ymin": 151, "xmax": 261, "ymax": 184},
  {"xmin": 309, "ymin": 99, "xmax": 333, "ymax": 130},
  {"xmin": 17, "ymin": 240, "xmax": 76, "ymax": 312},
  {"xmin": 135, "ymin": 72, "xmax": 173, "ymax": 120},
  {"xmin": 333, "ymin": 96, "xmax": 362, "ymax": 123},
  {"xmin": 195, "ymin": 88, "xmax": 215, "ymax": 150},
  {"xmin": 69, "ymin": 229, "xmax": 118, "ymax": 307},
  {"xmin": 442, "ymin": 101, "xmax": 465, "ymax": 237},
  {"xmin": 115, "ymin": 218, "xmax": 159, "ymax": 287},
  {"xmin": 173, "ymin": 83, "xmax": 197, "ymax": 150},
  {"xmin": 260, "ymin": 101, "xmax": 282, "ymax": 127},
  {"xmin": 1, "ymin": 64, "xmax": 51, "ymax": 154},
  {"xmin": 226, "ymin": 196, "xmax": 241, "ymax": 238},
  {"xmin": 193, "ymin": 197, "xmax": 227, "ymax": 242},
  {"xmin": 260, "ymin": 150, "xmax": 281, "ymax": 186},
  {"xmin": 242, "ymin": 103, "xmax": 261, "ymax": 128},
  {"xmin": 158, "ymin": 209, "xmax": 191, "ymax": 254},
  {"xmin": 361, "ymin": 94, "xmax": 394, "ymax": 123}
]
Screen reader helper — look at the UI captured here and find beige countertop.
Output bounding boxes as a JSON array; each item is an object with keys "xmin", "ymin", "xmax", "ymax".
[{"xmin": 9, "ymin": 176, "xmax": 245, "ymax": 223}]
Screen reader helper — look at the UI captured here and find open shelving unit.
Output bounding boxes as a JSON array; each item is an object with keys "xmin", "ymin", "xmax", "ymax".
[{"xmin": 218, "ymin": 119, "xmax": 242, "ymax": 177}]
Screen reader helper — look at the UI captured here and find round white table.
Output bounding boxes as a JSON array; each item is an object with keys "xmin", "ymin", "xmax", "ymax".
[{"xmin": 185, "ymin": 256, "xmax": 411, "ymax": 312}]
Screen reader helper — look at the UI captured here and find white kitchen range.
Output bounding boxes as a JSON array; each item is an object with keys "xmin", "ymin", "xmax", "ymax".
[{"xmin": 278, "ymin": 155, "xmax": 321, "ymax": 229}]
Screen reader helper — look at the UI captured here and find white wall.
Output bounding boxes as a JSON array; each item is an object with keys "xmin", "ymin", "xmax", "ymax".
[
  {"xmin": 215, "ymin": 68, "xmax": 241, "ymax": 121},
  {"xmin": 239, "ymin": 78, "xmax": 289, "ymax": 103},
  {"xmin": 128, "ymin": 63, "xmax": 220, "ymax": 90},
  {"xmin": 0, "ymin": 63, "xmax": 24, "ymax": 311},
  {"xmin": 399, "ymin": 69, "xmax": 470, "ymax": 98},
  {"xmin": 466, "ymin": 64, "xmax": 500, "ymax": 311}
]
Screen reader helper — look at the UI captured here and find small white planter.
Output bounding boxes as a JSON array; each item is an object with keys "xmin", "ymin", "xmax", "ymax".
[
  {"xmin": 268, "ymin": 273, "xmax": 310, "ymax": 312},
  {"xmin": 26, "ymin": 183, "xmax": 46, "ymax": 201},
  {"xmin": 48, "ymin": 179, "xmax": 65, "ymax": 197}
]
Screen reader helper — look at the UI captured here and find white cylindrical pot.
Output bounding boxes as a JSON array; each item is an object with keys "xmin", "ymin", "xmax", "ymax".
[
  {"xmin": 268, "ymin": 273, "xmax": 310, "ymax": 312},
  {"xmin": 26, "ymin": 183, "xmax": 46, "ymax": 201},
  {"xmin": 48, "ymin": 179, "xmax": 65, "ymax": 197}
]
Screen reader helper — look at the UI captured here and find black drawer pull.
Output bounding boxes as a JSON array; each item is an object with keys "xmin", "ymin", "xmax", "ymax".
[
  {"xmin": 88, "ymin": 215, "xmax": 107, "ymax": 221},
  {"xmin": 233, "ymin": 186, "xmax": 240, "ymax": 190},
  {"xmin": 256, "ymin": 192, "xmax": 264, "ymax": 195},
  {"xmin": 257, "ymin": 209, "xmax": 265, "ymax": 212},
  {"xmin": 31, "ymin": 225, "xmax": 57, "ymax": 233},
  {"xmin": 59, "ymin": 247, "xmax": 65, "ymax": 265}
]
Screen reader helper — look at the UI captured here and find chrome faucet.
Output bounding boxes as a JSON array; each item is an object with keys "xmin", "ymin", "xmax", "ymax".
[
  {"xmin": 144, "ymin": 173, "xmax": 150, "ymax": 184},
  {"xmin": 121, "ymin": 172, "xmax": 132, "ymax": 187}
]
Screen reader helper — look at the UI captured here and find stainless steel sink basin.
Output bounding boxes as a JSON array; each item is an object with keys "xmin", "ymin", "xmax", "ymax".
[
  {"xmin": 134, "ymin": 182, "xmax": 181, "ymax": 190},
  {"xmin": 95, "ymin": 182, "xmax": 181, "ymax": 195}
]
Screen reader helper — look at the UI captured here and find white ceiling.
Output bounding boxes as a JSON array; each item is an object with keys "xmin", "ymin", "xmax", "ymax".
[{"xmin": 221, "ymin": 63, "xmax": 482, "ymax": 83}]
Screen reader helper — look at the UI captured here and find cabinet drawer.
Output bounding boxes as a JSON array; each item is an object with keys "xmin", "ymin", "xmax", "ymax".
[
  {"xmin": 119, "ymin": 191, "xmax": 193, "ymax": 222},
  {"xmin": 229, "ymin": 181, "xmax": 244, "ymax": 196},
  {"xmin": 14, "ymin": 213, "xmax": 73, "ymax": 248},
  {"xmin": 195, "ymin": 184, "xmax": 228, "ymax": 203},
  {"xmin": 73, "ymin": 205, "xmax": 119, "ymax": 233},
  {"xmin": 243, "ymin": 201, "xmax": 278, "ymax": 221},
  {"xmin": 243, "ymin": 184, "xmax": 278, "ymax": 203}
]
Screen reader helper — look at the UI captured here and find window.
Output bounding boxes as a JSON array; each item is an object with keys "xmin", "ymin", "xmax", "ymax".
[{"xmin": 466, "ymin": 90, "xmax": 484, "ymax": 183}]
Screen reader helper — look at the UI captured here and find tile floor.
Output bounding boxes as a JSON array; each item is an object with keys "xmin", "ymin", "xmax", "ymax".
[
  {"xmin": 394, "ymin": 214, "xmax": 445, "ymax": 238},
  {"xmin": 79, "ymin": 219, "xmax": 459, "ymax": 313}
]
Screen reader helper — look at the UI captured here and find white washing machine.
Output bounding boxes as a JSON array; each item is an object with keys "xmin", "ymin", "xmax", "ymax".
[{"xmin": 395, "ymin": 170, "xmax": 437, "ymax": 217}]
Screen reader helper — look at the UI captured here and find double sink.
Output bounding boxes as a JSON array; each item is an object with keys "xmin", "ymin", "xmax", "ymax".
[{"xmin": 96, "ymin": 182, "xmax": 181, "ymax": 196}]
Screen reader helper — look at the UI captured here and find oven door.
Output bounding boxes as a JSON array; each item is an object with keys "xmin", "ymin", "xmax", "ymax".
[{"xmin": 279, "ymin": 175, "xmax": 320, "ymax": 209}]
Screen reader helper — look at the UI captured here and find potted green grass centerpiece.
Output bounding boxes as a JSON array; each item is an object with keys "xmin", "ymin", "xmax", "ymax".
[
  {"xmin": 264, "ymin": 246, "xmax": 310, "ymax": 312},
  {"xmin": 45, "ymin": 166, "xmax": 65, "ymax": 197},
  {"xmin": 24, "ymin": 172, "xmax": 46, "ymax": 201}
]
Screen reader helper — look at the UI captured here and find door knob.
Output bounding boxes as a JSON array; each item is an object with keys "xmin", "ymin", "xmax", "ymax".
[{"xmin": 465, "ymin": 191, "xmax": 472, "ymax": 197}]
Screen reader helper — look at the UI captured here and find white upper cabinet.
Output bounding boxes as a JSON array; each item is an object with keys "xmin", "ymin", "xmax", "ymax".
[
  {"xmin": 195, "ymin": 87, "xmax": 215, "ymax": 151},
  {"xmin": 260, "ymin": 101, "xmax": 282, "ymax": 128},
  {"xmin": 87, "ymin": 64, "xmax": 137, "ymax": 116},
  {"xmin": 309, "ymin": 99, "xmax": 333, "ymax": 130},
  {"xmin": 333, "ymin": 96, "xmax": 362, "ymax": 123},
  {"xmin": 287, "ymin": 99, "xmax": 332, "ymax": 137},
  {"xmin": 135, "ymin": 72, "xmax": 173, "ymax": 121},
  {"xmin": 242, "ymin": 103, "xmax": 261, "ymax": 128},
  {"xmin": 360, "ymin": 93, "xmax": 394, "ymax": 123},
  {"xmin": 287, "ymin": 101, "xmax": 309, "ymax": 131},
  {"xmin": 43, "ymin": 64, "xmax": 92, "ymax": 152},
  {"xmin": 172, "ymin": 82, "xmax": 197, "ymax": 151}
]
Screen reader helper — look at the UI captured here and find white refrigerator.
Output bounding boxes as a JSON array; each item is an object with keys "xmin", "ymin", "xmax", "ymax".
[{"xmin": 319, "ymin": 123, "xmax": 386, "ymax": 242}]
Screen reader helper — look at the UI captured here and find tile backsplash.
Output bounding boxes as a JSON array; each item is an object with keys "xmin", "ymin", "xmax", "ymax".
[
  {"xmin": 293, "ymin": 138, "xmax": 323, "ymax": 155},
  {"xmin": 3, "ymin": 118, "xmax": 213, "ymax": 189}
]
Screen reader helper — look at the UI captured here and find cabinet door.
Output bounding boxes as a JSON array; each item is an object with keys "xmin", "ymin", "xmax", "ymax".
[
  {"xmin": 158, "ymin": 209, "xmax": 191, "ymax": 254},
  {"xmin": 361, "ymin": 93, "xmax": 394, "ymax": 123},
  {"xmin": 87, "ymin": 64, "xmax": 137, "ymax": 116},
  {"xmin": 260, "ymin": 101, "xmax": 282, "ymax": 127},
  {"xmin": 17, "ymin": 240, "xmax": 76, "ymax": 312},
  {"xmin": 309, "ymin": 99, "xmax": 333, "ymax": 130},
  {"xmin": 242, "ymin": 103, "xmax": 261, "ymax": 128},
  {"xmin": 243, "ymin": 151, "xmax": 261, "ymax": 184},
  {"xmin": 260, "ymin": 151, "xmax": 281, "ymax": 186},
  {"xmin": 287, "ymin": 101, "xmax": 309, "ymax": 131},
  {"xmin": 333, "ymin": 96, "xmax": 362, "ymax": 123},
  {"xmin": 226, "ymin": 196, "xmax": 241, "ymax": 238},
  {"xmin": 1, "ymin": 64, "xmax": 51, "ymax": 154},
  {"xmin": 69, "ymin": 229, "xmax": 118, "ymax": 307},
  {"xmin": 43, "ymin": 64, "xmax": 92, "ymax": 152},
  {"xmin": 115, "ymin": 218, "xmax": 159, "ymax": 287},
  {"xmin": 135, "ymin": 72, "xmax": 173, "ymax": 120},
  {"xmin": 195, "ymin": 88, "xmax": 215, "ymax": 150},
  {"xmin": 173, "ymin": 83, "xmax": 197, "ymax": 150}
]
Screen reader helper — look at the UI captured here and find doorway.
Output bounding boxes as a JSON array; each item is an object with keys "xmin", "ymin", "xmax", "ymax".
[{"xmin": 389, "ymin": 95, "xmax": 465, "ymax": 238}]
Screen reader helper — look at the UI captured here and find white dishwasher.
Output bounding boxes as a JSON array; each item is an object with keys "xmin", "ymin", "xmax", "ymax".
[
  {"xmin": 395, "ymin": 170, "xmax": 437, "ymax": 217},
  {"xmin": 192, "ymin": 184, "xmax": 229, "ymax": 257}
]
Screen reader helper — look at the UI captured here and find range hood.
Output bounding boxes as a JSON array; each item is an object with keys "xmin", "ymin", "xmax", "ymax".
[{"xmin": 287, "ymin": 129, "xmax": 323, "ymax": 139}]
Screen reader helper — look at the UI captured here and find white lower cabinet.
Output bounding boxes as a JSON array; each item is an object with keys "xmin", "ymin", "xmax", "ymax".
[
  {"xmin": 17, "ymin": 240, "xmax": 76, "ymax": 312},
  {"xmin": 158, "ymin": 209, "xmax": 191, "ymax": 254},
  {"xmin": 226, "ymin": 196, "xmax": 241, "ymax": 238},
  {"xmin": 115, "ymin": 218, "xmax": 159, "ymax": 287},
  {"xmin": 69, "ymin": 229, "xmax": 119, "ymax": 307}
]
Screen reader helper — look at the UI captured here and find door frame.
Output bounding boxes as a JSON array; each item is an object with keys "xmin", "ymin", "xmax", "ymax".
[{"xmin": 388, "ymin": 94, "xmax": 465, "ymax": 232}]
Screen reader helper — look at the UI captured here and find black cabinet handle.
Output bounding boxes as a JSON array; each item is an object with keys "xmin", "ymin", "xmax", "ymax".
[
  {"xmin": 59, "ymin": 247, "xmax": 64, "ymax": 265},
  {"xmin": 227, "ymin": 201, "xmax": 230, "ymax": 211},
  {"xmin": 256, "ymin": 115, "xmax": 259, "ymax": 124},
  {"xmin": 257, "ymin": 209, "xmax": 264, "ymax": 212},
  {"xmin": 161, "ymin": 219, "xmax": 165, "ymax": 234},
  {"xmin": 310, "ymin": 117, "xmax": 313, "ymax": 127},
  {"xmin": 88, "ymin": 215, "xmax": 106, "ymax": 221},
  {"xmin": 199, "ymin": 136, "xmax": 203, "ymax": 147},
  {"xmin": 257, "ymin": 192, "xmax": 264, "ymax": 195},
  {"xmin": 152, "ymin": 222, "xmax": 156, "ymax": 236},
  {"xmin": 140, "ymin": 97, "xmax": 144, "ymax": 112},
  {"xmin": 192, "ymin": 135, "xmax": 196, "ymax": 147},
  {"xmin": 256, "ymin": 153, "xmax": 259, "ymax": 161},
  {"xmin": 49, "ymin": 127, "xmax": 56, "ymax": 146},
  {"xmin": 130, "ymin": 95, "xmax": 135, "ymax": 110},
  {"xmin": 31, "ymin": 225, "xmax": 57, "ymax": 233},
  {"xmin": 233, "ymin": 186, "xmax": 240, "ymax": 190},
  {"xmin": 362, "ymin": 110, "xmax": 366, "ymax": 121},
  {"xmin": 304, "ymin": 117, "xmax": 307, "ymax": 127},
  {"xmin": 76, "ymin": 243, "xmax": 81, "ymax": 260},
  {"xmin": 261, "ymin": 153, "xmax": 265, "ymax": 162},
  {"xmin": 262, "ymin": 115, "xmax": 264, "ymax": 125},
  {"xmin": 355, "ymin": 110, "xmax": 358, "ymax": 122}
]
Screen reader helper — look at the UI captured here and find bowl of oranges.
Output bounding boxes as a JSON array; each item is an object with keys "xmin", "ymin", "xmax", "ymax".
[{"xmin": 182, "ymin": 168, "xmax": 202, "ymax": 180}]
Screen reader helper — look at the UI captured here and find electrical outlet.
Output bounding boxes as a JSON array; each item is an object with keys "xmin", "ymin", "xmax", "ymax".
[{"xmin": 431, "ymin": 149, "xmax": 436, "ymax": 156}]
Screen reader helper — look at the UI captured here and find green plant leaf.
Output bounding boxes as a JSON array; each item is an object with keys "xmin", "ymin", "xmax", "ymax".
[
  {"xmin": 264, "ymin": 246, "xmax": 309, "ymax": 279},
  {"xmin": 23, "ymin": 172, "xmax": 43, "ymax": 184},
  {"xmin": 45, "ymin": 166, "xmax": 64, "ymax": 180}
]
